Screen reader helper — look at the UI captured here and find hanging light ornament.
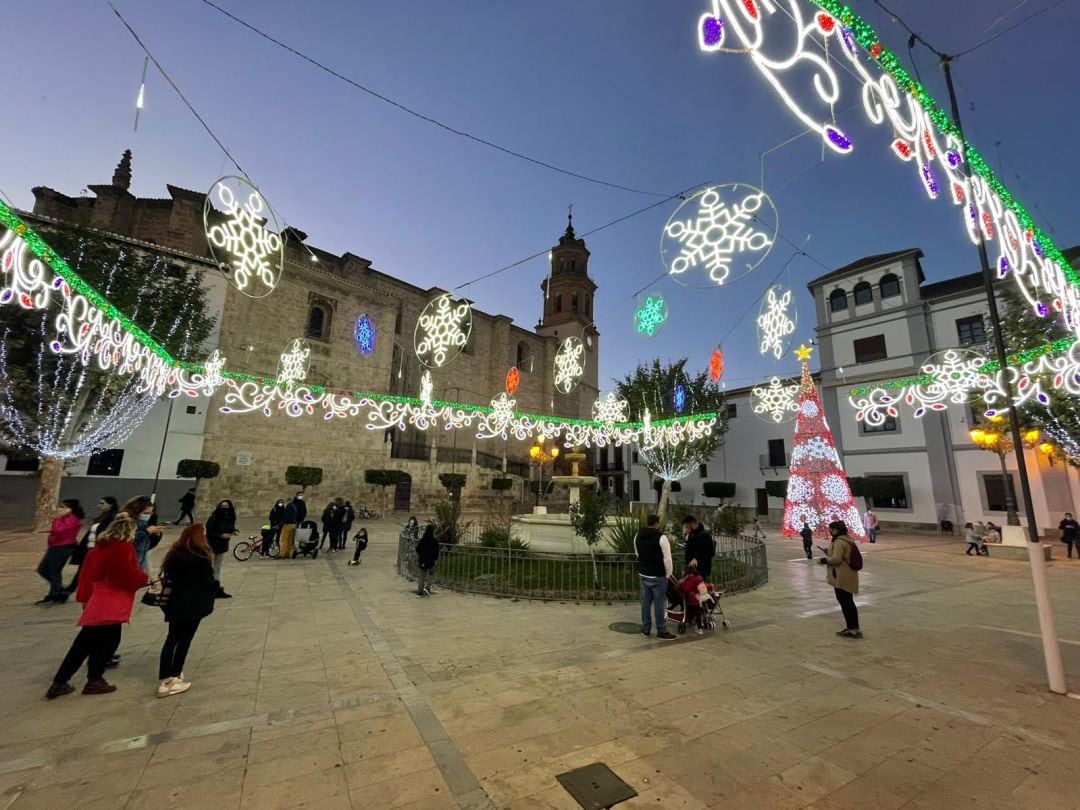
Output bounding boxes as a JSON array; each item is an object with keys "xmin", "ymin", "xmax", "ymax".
[
  {"xmin": 674, "ymin": 384, "xmax": 687, "ymax": 414},
  {"xmin": 204, "ymin": 176, "xmax": 285, "ymax": 299},
  {"xmin": 354, "ymin": 314, "xmax": 376, "ymax": 356},
  {"xmin": 708, "ymin": 347, "xmax": 725, "ymax": 382},
  {"xmin": 505, "ymin": 366, "xmax": 520, "ymax": 396},
  {"xmin": 634, "ymin": 293, "xmax": 669, "ymax": 337},
  {"xmin": 756, "ymin": 284, "xmax": 797, "ymax": 360},
  {"xmin": 276, "ymin": 338, "xmax": 311, "ymax": 387},
  {"xmin": 414, "ymin": 293, "xmax": 473, "ymax": 368},
  {"xmin": 553, "ymin": 336, "xmax": 586, "ymax": 394}
]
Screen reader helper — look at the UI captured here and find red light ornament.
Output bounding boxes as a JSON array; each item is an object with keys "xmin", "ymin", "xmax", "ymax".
[
  {"xmin": 708, "ymin": 348, "xmax": 725, "ymax": 383},
  {"xmin": 505, "ymin": 367, "xmax": 520, "ymax": 396}
]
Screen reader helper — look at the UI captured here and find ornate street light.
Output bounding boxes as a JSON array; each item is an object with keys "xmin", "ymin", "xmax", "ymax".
[
  {"xmin": 969, "ymin": 417, "xmax": 1043, "ymax": 526},
  {"xmin": 529, "ymin": 439, "xmax": 559, "ymax": 507}
]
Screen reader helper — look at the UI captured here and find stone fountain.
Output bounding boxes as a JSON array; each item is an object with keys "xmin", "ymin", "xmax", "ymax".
[{"xmin": 510, "ymin": 449, "xmax": 599, "ymax": 553}]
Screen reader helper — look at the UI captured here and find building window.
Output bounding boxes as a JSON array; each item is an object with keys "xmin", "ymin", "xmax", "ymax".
[
  {"xmin": 632, "ymin": 450, "xmax": 639, "ymax": 464},
  {"xmin": 853, "ymin": 334, "xmax": 888, "ymax": 363},
  {"xmin": 983, "ymin": 473, "xmax": 1017, "ymax": 513},
  {"xmin": 3, "ymin": 453, "xmax": 39, "ymax": 472},
  {"xmin": 306, "ymin": 305, "xmax": 328, "ymax": 341},
  {"xmin": 767, "ymin": 439, "xmax": 786, "ymax": 468},
  {"xmin": 829, "ymin": 289, "xmax": 848, "ymax": 312},
  {"xmin": 516, "ymin": 342, "xmax": 532, "ymax": 371},
  {"xmin": 861, "ymin": 414, "xmax": 898, "ymax": 434},
  {"xmin": 572, "ymin": 292, "xmax": 579, "ymax": 312},
  {"xmin": 394, "ymin": 307, "xmax": 403, "ymax": 335},
  {"xmin": 868, "ymin": 475, "xmax": 908, "ymax": 509},
  {"xmin": 699, "ymin": 464, "xmax": 708, "ymax": 478},
  {"xmin": 956, "ymin": 315, "xmax": 987, "ymax": 347},
  {"xmin": 879, "ymin": 273, "xmax": 901, "ymax": 299},
  {"xmin": 632, "ymin": 480, "xmax": 641, "ymax": 502},
  {"xmin": 853, "ymin": 281, "xmax": 873, "ymax": 306},
  {"xmin": 555, "ymin": 294, "xmax": 562, "ymax": 313},
  {"xmin": 185, "ymin": 405, "xmax": 197, "ymax": 415},
  {"xmin": 585, "ymin": 295, "xmax": 591, "ymax": 316},
  {"xmin": 725, "ymin": 403, "xmax": 738, "ymax": 419},
  {"xmin": 87, "ymin": 448, "xmax": 124, "ymax": 476}
]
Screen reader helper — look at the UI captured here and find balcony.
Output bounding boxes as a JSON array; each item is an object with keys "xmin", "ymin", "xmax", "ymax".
[{"xmin": 759, "ymin": 453, "xmax": 790, "ymax": 470}]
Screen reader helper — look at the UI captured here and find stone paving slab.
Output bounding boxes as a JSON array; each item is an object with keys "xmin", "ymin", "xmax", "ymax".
[{"xmin": 2, "ymin": 524, "xmax": 1080, "ymax": 808}]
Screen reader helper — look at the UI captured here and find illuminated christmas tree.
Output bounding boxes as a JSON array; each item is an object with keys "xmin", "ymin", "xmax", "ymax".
[{"xmin": 782, "ymin": 360, "xmax": 866, "ymax": 542}]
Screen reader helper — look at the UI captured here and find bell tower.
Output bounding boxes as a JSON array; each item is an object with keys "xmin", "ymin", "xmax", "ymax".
[{"xmin": 537, "ymin": 209, "xmax": 598, "ymax": 336}]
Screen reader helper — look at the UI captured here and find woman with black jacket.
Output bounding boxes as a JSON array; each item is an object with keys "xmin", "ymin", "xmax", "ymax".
[
  {"xmin": 205, "ymin": 499, "xmax": 237, "ymax": 599},
  {"xmin": 66, "ymin": 496, "xmax": 119, "ymax": 593},
  {"xmin": 157, "ymin": 524, "xmax": 217, "ymax": 697},
  {"xmin": 415, "ymin": 524, "xmax": 440, "ymax": 597}
]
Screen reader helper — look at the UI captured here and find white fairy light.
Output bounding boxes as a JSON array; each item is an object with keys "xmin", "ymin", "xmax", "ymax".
[
  {"xmin": 414, "ymin": 293, "xmax": 473, "ymax": 368},
  {"xmin": 662, "ymin": 184, "xmax": 778, "ymax": 287},
  {"xmin": 751, "ymin": 376, "xmax": 800, "ymax": 423},
  {"xmin": 419, "ymin": 370, "xmax": 433, "ymax": 409},
  {"xmin": 592, "ymin": 391, "xmax": 629, "ymax": 426},
  {"xmin": 553, "ymin": 336, "xmax": 586, "ymax": 394},
  {"xmin": 277, "ymin": 339, "xmax": 311, "ymax": 387},
  {"xmin": 204, "ymin": 176, "xmax": 284, "ymax": 299},
  {"xmin": 756, "ymin": 284, "xmax": 796, "ymax": 360}
]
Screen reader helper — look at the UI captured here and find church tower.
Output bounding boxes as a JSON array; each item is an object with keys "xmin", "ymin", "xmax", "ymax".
[{"xmin": 537, "ymin": 210, "xmax": 598, "ymax": 337}]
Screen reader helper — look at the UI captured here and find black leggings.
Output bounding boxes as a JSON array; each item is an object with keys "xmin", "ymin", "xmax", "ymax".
[
  {"xmin": 159, "ymin": 619, "xmax": 202, "ymax": 679},
  {"xmin": 834, "ymin": 588, "xmax": 859, "ymax": 630},
  {"xmin": 54, "ymin": 624, "xmax": 122, "ymax": 683}
]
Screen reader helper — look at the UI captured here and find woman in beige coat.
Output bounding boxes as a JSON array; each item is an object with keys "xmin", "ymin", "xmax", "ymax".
[{"xmin": 818, "ymin": 519, "xmax": 862, "ymax": 638}]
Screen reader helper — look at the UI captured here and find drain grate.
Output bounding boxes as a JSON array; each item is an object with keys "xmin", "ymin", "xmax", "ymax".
[{"xmin": 556, "ymin": 762, "xmax": 637, "ymax": 809}]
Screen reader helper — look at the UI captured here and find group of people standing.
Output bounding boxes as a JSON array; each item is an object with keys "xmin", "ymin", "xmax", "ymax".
[
  {"xmin": 320, "ymin": 498, "xmax": 356, "ymax": 551},
  {"xmin": 38, "ymin": 493, "xmax": 227, "ymax": 700}
]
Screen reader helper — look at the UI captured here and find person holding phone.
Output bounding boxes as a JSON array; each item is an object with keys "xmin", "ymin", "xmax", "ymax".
[
  {"xmin": 818, "ymin": 520, "xmax": 861, "ymax": 638},
  {"xmin": 205, "ymin": 499, "xmax": 237, "ymax": 599}
]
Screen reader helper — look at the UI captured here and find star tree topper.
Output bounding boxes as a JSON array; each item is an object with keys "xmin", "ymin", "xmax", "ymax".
[{"xmin": 794, "ymin": 343, "xmax": 814, "ymax": 362}]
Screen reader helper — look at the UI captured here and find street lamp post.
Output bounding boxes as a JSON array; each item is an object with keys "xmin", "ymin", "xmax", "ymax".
[
  {"xmin": 969, "ymin": 421, "xmax": 1042, "ymax": 525},
  {"xmin": 529, "ymin": 439, "xmax": 559, "ymax": 508}
]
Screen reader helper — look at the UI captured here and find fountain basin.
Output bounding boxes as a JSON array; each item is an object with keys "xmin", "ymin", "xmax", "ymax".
[{"xmin": 510, "ymin": 512, "xmax": 593, "ymax": 554}]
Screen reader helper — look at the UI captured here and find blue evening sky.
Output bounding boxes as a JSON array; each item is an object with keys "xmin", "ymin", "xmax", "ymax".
[{"xmin": 3, "ymin": 0, "xmax": 1077, "ymax": 397}]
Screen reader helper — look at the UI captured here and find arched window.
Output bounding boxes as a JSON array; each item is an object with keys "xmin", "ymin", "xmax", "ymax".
[
  {"xmin": 555, "ymin": 294, "xmax": 563, "ymax": 313},
  {"xmin": 829, "ymin": 289, "xmax": 848, "ymax": 312},
  {"xmin": 879, "ymin": 273, "xmax": 901, "ymax": 299},
  {"xmin": 853, "ymin": 281, "xmax": 873, "ymax": 306},
  {"xmin": 306, "ymin": 305, "xmax": 327, "ymax": 340},
  {"xmin": 516, "ymin": 342, "xmax": 532, "ymax": 371},
  {"xmin": 584, "ymin": 295, "xmax": 591, "ymax": 316},
  {"xmin": 572, "ymin": 292, "xmax": 579, "ymax": 312}
]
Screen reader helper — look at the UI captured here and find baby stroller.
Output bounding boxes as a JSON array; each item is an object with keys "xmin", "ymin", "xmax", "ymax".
[
  {"xmin": 292, "ymin": 519, "xmax": 320, "ymax": 559},
  {"xmin": 666, "ymin": 572, "xmax": 730, "ymax": 635}
]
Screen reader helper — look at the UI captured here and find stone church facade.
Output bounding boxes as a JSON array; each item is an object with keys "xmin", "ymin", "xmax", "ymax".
[{"xmin": 17, "ymin": 151, "xmax": 601, "ymax": 516}]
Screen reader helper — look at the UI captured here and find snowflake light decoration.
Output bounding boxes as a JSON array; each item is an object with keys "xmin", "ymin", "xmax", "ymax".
[
  {"xmin": 592, "ymin": 391, "xmax": 629, "ymax": 426},
  {"xmin": 709, "ymin": 347, "xmax": 725, "ymax": 382},
  {"xmin": 662, "ymin": 184, "xmax": 778, "ymax": 287},
  {"xmin": 751, "ymin": 376, "xmax": 799, "ymax": 423},
  {"xmin": 674, "ymin": 384, "xmax": 687, "ymax": 414},
  {"xmin": 414, "ymin": 293, "xmax": 473, "ymax": 368},
  {"xmin": 505, "ymin": 366, "xmax": 520, "ymax": 396},
  {"xmin": 354, "ymin": 314, "xmax": 375, "ymax": 356},
  {"xmin": 277, "ymin": 339, "xmax": 310, "ymax": 387},
  {"xmin": 634, "ymin": 293, "xmax": 669, "ymax": 337},
  {"xmin": 553, "ymin": 336, "xmax": 585, "ymax": 394},
  {"xmin": 204, "ymin": 176, "xmax": 284, "ymax": 299},
  {"xmin": 756, "ymin": 285, "xmax": 796, "ymax": 360}
]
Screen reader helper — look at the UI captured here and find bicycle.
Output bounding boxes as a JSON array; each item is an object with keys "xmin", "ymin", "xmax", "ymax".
[{"xmin": 233, "ymin": 533, "xmax": 280, "ymax": 561}]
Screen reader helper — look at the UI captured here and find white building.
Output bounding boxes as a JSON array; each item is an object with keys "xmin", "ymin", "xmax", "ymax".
[{"xmin": 625, "ymin": 247, "xmax": 1080, "ymax": 535}]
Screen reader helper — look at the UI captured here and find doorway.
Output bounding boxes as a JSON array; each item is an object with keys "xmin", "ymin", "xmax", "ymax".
[
  {"xmin": 393, "ymin": 476, "xmax": 412, "ymax": 512},
  {"xmin": 755, "ymin": 488, "xmax": 769, "ymax": 516}
]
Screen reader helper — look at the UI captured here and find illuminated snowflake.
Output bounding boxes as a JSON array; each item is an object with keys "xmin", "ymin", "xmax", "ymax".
[
  {"xmin": 205, "ymin": 178, "xmax": 283, "ymax": 298},
  {"xmin": 786, "ymin": 475, "xmax": 813, "ymax": 503},
  {"xmin": 203, "ymin": 350, "xmax": 227, "ymax": 389},
  {"xmin": 791, "ymin": 437, "xmax": 839, "ymax": 465},
  {"xmin": 674, "ymin": 384, "xmax": 687, "ymax": 414},
  {"xmin": 419, "ymin": 370, "xmax": 433, "ymax": 409},
  {"xmin": 635, "ymin": 294, "xmax": 669, "ymax": 337},
  {"xmin": 800, "ymin": 399, "xmax": 819, "ymax": 418},
  {"xmin": 821, "ymin": 474, "xmax": 851, "ymax": 503},
  {"xmin": 751, "ymin": 376, "xmax": 799, "ymax": 423},
  {"xmin": 415, "ymin": 294, "xmax": 472, "ymax": 368},
  {"xmin": 490, "ymin": 392, "xmax": 516, "ymax": 423},
  {"xmin": 664, "ymin": 185, "xmax": 776, "ymax": 286},
  {"xmin": 553, "ymin": 336, "xmax": 585, "ymax": 394},
  {"xmin": 278, "ymin": 339, "xmax": 310, "ymax": 386},
  {"xmin": 355, "ymin": 315, "xmax": 376, "ymax": 356},
  {"xmin": 756, "ymin": 285, "xmax": 796, "ymax": 359},
  {"xmin": 592, "ymin": 391, "xmax": 629, "ymax": 425}
]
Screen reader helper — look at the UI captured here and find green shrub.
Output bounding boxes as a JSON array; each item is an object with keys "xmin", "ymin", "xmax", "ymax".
[
  {"xmin": 479, "ymin": 527, "xmax": 529, "ymax": 550},
  {"xmin": 286, "ymin": 466, "xmax": 323, "ymax": 490},
  {"xmin": 439, "ymin": 473, "xmax": 467, "ymax": 491},
  {"xmin": 716, "ymin": 505, "xmax": 748, "ymax": 536},
  {"xmin": 606, "ymin": 508, "xmax": 648, "ymax": 554},
  {"xmin": 702, "ymin": 481, "xmax": 736, "ymax": 502},
  {"xmin": 434, "ymin": 498, "xmax": 471, "ymax": 545},
  {"xmin": 176, "ymin": 459, "xmax": 220, "ymax": 481},
  {"xmin": 490, "ymin": 478, "xmax": 514, "ymax": 492},
  {"xmin": 764, "ymin": 479, "xmax": 788, "ymax": 499}
]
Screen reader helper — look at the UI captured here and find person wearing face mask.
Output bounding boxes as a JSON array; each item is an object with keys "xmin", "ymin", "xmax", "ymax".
[
  {"xmin": 36, "ymin": 499, "xmax": 85, "ymax": 604},
  {"xmin": 120, "ymin": 496, "xmax": 165, "ymax": 576},
  {"xmin": 266, "ymin": 498, "xmax": 287, "ymax": 558},
  {"xmin": 205, "ymin": 499, "xmax": 237, "ymax": 598},
  {"xmin": 279, "ymin": 492, "xmax": 305, "ymax": 559},
  {"xmin": 818, "ymin": 519, "xmax": 862, "ymax": 638}
]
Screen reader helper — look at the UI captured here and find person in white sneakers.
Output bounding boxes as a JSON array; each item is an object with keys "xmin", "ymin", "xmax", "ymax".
[{"xmin": 156, "ymin": 525, "xmax": 218, "ymax": 697}]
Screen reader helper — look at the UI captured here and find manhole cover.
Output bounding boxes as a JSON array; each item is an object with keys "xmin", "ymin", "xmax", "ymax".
[
  {"xmin": 608, "ymin": 622, "xmax": 642, "ymax": 635},
  {"xmin": 556, "ymin": 762, "xmax": 637, "ymax": 809}
]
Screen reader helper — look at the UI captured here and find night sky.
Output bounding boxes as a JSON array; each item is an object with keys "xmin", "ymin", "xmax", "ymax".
[{"xmin": 3, "ymin": 0, "xmax": 1077, "ymax": 397}]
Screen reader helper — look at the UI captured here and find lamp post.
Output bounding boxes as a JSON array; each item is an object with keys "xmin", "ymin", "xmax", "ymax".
[
  {"xmin": 529, "ymin": 439, "xmax": 559, "ymax": 508},
  {"xmin": 969, "ymin": 418, "xmax": 1042, "ymax": 525}
]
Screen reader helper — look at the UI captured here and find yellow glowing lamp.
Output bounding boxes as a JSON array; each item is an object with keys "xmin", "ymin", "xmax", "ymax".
[
  {"xmin": 1040, "ymin": 442, "xmax": 1055, "ymax": 457},
  {"xmin": 551, "ymin": 447, "xmax": 560, "ymax": 459},
  {"xmin": 1023, "ymin": 429, "xmax": 1040, "ymax": 445},
  {"xmin": 529, "ymin": 445, "xmax": 540, "ymax": 460},
  {"xmin": 969, "ymin": 429, "xmax": 985, "ymax": 444}
]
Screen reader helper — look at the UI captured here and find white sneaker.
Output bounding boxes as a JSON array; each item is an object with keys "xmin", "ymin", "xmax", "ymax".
[{"xmin": 157, "ymin": 678, "xmax": 191, "ymax": 698}]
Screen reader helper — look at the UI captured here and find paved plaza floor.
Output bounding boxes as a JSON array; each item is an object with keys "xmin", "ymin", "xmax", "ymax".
[{"xmin": 3, "ymin": 522, "xmax": 1080, "ymax": 809}]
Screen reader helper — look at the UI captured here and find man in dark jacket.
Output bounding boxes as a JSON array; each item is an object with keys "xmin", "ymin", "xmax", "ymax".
[
  {"xmin": 415, "ymin": 525, "xmax": 440, "ymax": 597},
  {"xmin": 683, "ymin": 515, "xmax": 716, "ymax": 580},
  {"xmin": 279, "ymin": 494, "xmax": 304, "ymax": 559},
  {"xmin": 174, "ymin": 489, "xmax": 196, "ymax": 525},
  {"xmin": 1059, "ymin": 513, "xmax": 1080, "ymax": 558},
  {"xmin": 800, "ymin": 521, "xmax": 814, "ymax": 560},
  {"xmin": 634, "ymin": 514, "xmax": 675, "ymax": 639}
]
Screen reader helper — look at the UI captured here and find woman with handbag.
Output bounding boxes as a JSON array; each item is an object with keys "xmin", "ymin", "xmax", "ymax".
[
  {"xmin": 156, "ymin": 524, "xmax": 217, "ymax": 697},
  {"xmin": 66, "ymin": 497, "xmax": 119, "ymax": 594},
  {"xmin": 205, "ymin": 499, "xmax": 237, "ymax": 599},
  {"xmin": 45, "ymin": 513, "xmax": 148, "ymax": 699}
]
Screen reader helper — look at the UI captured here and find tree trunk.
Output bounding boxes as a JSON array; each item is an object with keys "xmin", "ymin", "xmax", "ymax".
[
  {"xmin": 33, "ymin": 456, "xmax": 64, "ymax": 533},
  {"xmin": 656, "ymin": 479, "xmax": 672, "ymax": 527}
]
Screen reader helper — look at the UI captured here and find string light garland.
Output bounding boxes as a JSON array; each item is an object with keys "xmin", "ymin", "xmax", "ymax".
[
  {"xmin": 203, "ymin": 176, "xmax": 284, "ymax": 299},
  {"xmin": 662, "ymin": 184, "xmax": 778, "ymax": 287},
  {"xmin": 414, "ymin": 293, "xmax": 473, "ymax": 368},
  {"xmin": 354, "ymin": 314, "xmax": 375, "ymax": 356},
  {"xmin": 756, "ymin": 284, "xmax": 796, "ymax": 360},
  {"xmin": 698, "ymin": 0, "xmax": 1080, "ymax": 342},
  {"xmin": 553, "ymin": 336, "xmax": 586, "ymax": 395}
]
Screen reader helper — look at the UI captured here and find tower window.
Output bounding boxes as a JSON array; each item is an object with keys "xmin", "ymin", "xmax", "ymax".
[
  {"xmin": 829, "ymin": 289, "xmax": 848, "ymax": 312},
  {"xmin": 853, "ymin": 281, "xmax": 873, "ymax": 306},
  {"xmin": 879, "ymin": 273, "xmax": 901, "ymax": 299},
  {"xmin": 516, "ymin": 342, "xmax": 532, "ymax": 371},
  {"xmin": 306, "ymin": 305, "xmax": 327, "ymax": 340},
  {"xmin": 585, "ymin": 295, "xmax": 591, "ymax": 316},
  {"xmin": 555, "ymin": 294, "xmax": 562, "ymax": 313},
  {"xmin": 572, "ymin": 292, "xmax": 579, "ymax": 312}
]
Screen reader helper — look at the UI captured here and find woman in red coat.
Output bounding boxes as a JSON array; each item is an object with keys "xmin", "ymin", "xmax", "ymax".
[
  {"xmin": 45, "ymin": 513, "xmax": 149, "ymax": 699},
  {"xmin": 35, "ymin": 499, "xmax": 84, "ymax": 604}
]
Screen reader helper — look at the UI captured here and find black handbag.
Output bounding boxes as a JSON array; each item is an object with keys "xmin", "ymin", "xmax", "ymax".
[{"xmin": 141, "ymin": 574, "xmax": 172, "ymax": 609}]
